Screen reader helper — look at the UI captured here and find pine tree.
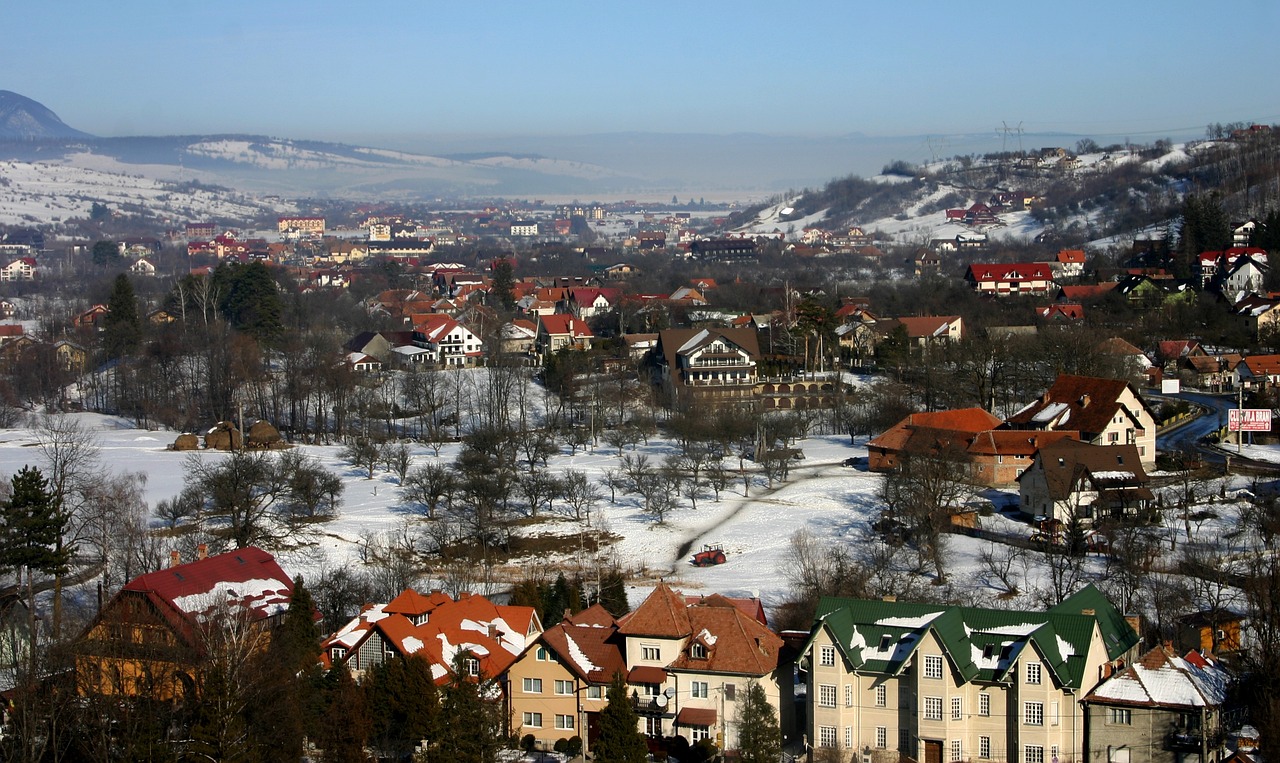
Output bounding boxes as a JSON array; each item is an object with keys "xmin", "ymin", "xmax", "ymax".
[
  {"xmin": 247, "ymin": 577, "xmax": 322, "ymax": 759},
  {"xmin": 102, "ymin": 273, "xmax": 142, "ymax": 359},
  {"xmin": 366, "ymin": 655, "xmax": 439, "ymax": 760},
  {"xmin": 217, "ymin": 261, "xmax": 283, "ymax": 344},
  {"xmin": 0, "ymin": 466, "xmax": 68, "ymax": 580},
  {"xmin": 598, "ymin": 567, "xmax": 631, "ymax": 616},
  {"xmin": 491, "ymin": 259, "xmax": 516, "ymax": 312},
  {"xmin": 734, "ymin": 681, "xmax": 781, "ymax": 763},
  {"xmin": 315, "ymin": 664, "xmax": 371, "ymax": 763},
  {"xmin": 593, "ymin": 672, "xmax": 647, "ymax": 763},
  {"xmin": 432, "ymin": 653, "xmax": 502, "ymax": 763}
]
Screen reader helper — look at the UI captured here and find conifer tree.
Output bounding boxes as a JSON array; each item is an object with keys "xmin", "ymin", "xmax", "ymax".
[
  {"xmin": 432, "ymin": 652, "xmax": 502, "ymax": 763},
  {"xmin": 734, "ymin": 681, "xmax": 781, "ymax": 763},
  {"xmin": 593, "ymin": 672, "xmax": 647, "ymax": 763},
  {"xmin": 366, "ymin": 655, "xmax": 439, "ymax": 760},
  {"xmin": 102, "ymin": 273, "xmax": 142, "ymax": 359},
  {"xmin": 315, "ymin": 664, "xmax": 371, "ymax": 763},
  {"xmin": 0, "ymin": 466, "xmax": 68, "ymax": 581}
]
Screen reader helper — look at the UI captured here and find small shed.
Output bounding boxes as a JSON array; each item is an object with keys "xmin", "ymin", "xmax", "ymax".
[{"xmin": 203, "ymin": 421, "xmax": 243, "ymax": 451}]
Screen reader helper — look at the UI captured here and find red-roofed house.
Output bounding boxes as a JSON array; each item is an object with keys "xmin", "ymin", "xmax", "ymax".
[
  {"xmin": 1005, "ymin": 375, "xmax": 1157, "ymax": 467},
  {"xmin": 412, "ymin": 314, "xmax": 484, "ymax": 366},
  {"xmin": 1052, "ymin": 249, "xmax": 1087, "ymax": 278},
  {"xmin": 1234, "ymin": 354, "xmax": 1280, "ymax": 389},
  {"xmin": 965, "ymin": 263, "xmax": 1055, "ymax": 295},
  {"xmin": 568, "ymin": 287, "xmax": 621, "ymax": 319},
  {"xmin": 73, "ymin": 546, "xmax": 296, "ymax": 699},
  {"xmin": 536, "ymin": 314, "xmax": 594, "ymax": 355},
  {"xmin": 1039, "ymin": 303, "xmax": 1085, "ymax": 322}
]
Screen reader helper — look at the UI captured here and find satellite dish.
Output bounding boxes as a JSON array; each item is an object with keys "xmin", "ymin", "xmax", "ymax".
[
  {"xmin": 655, "ymin": 693, "xmax": 669, "ymax": 708},
  {"xmin": 664, "ymin": 687, "xmax": 676, "ymax": 698}
]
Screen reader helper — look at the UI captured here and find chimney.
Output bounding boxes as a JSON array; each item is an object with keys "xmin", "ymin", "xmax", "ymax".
[
  {"xmin": 1124, "ymin": 613, "xmax": 1143, "ymax": 639},
  {"xmin": 882, "ymin": 595, "xmax": 897, "ymax": 602},
  {"xmin": 1079, "ymin": 394, "xmax": 1091, "ymax": 407},
  {"xmin": 169, "ymin": 550, "xmax": 181, "ymax": 568},
  {"xmin": 197, "ymin": 543, "xmax": 208, "ymax": 560},
  {"xmin": 488, "ymin": 624, "xmax": 498, "ymax": 639}
]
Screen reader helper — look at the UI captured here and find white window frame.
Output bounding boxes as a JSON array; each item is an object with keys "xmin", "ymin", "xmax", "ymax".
[
  {"xmin": 924, "ymin": 696, "xmax": 943, "ymax": 721},
  {"xmin": 951, "ymin": 740, "xmax": 963, "ymax": 762},
  {"xmin": 555, "ymin": 714, "xmax": 575, "ymax": 730},
  {"xmin": 924, "ymin": 654, "xmax": 944, "ymax": 679},
  {"xmin": 819, "ymin": 726, "xmax": 838, "ymax": 748},
  {"xmin": 1026, "ymin": 662, "xmax": 1042, "ymax": 685},
  {"xmin": 523, "ymin": 677, "xmax": 542, "ymax": 694},
  {"xmin": 980, "ymin": 736, "xmax": 991, "ymax": 759},
  {"xmin": 875, "ymin": 684, "xmax": 887, "ymax": 707},
  {"xmin": 555, "ymin": 679, "xmax": 573, "ymax": 696},
  {"xmin": 641, "ymin": 645, "xmax": 661, "ymax": 661},
  {"xmin": 820, "ymin": 645, "xmax": 837, "ymax": 666},
  {"xmin": 1025, "ymin": 701, "xmax": 1044, "ymax": 726},
  {"xmin": 1026, "ymin": 745, "xmax": 1045, "ymax": 763},
  {"xmin": 979, "ymin": 692, "xmax": 991, "ymax": 716},
  {"xmin": 952, "ymin": 696, "xmax": 963, "ymax": 720},
  {"xmin": 876, "ymin": 726, "xmax": 888, "ymax": 749},
  {"xmin": 692, "ymin": 681, "xmax": 710, "ymax": 699},
  {"xmin": 587, "ymin": 685, "xmax": 602, "ymax": 699},
  {"xmin": 523, "ymin": 711, "xmax": 542, "ymax": 728},
  {"xmin": 845, "ymin": 684, "xmax": 853, "ymax": 708},
  {"xmin": 819, "ymin": 684, "xmax": 837, "ymax": 708}
]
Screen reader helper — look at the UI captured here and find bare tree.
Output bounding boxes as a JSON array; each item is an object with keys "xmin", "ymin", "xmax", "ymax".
[
  {"xmin": 560, "ymin": 470, "xmax": 602, "ymax": 521},
  {"xmin": 400, "ymin": 462, "xmax": 456, "ymax": 519},
  {"xmin": 977, "ymin": 543, "xmax": 1027, "ymax": 596},
  {"xmin": 878, "ymin": 446, "xmax": 971, "ymax": 583}
]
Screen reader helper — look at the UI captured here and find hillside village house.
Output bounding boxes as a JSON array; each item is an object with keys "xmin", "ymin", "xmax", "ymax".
[
  {"xmin": 411, "ymin": 314, "xmax": 484, "ymax": 366},
  {"xmin": 1017, "ymin": 440, "xmax": 1153, "ymax": 526},
  {"xmin": 1005, "ymin": 375, "xmax": 1157, "ymax": 468},
  {"xmin": 537, "ymin": 314, "xmax": 595, "ymax": 356},
  {"xmin": 0, "ymin": 257, "xmax": 37, "ymax": 281},
  {"xmin": 965, "ymin": 263, "xmax": 1055, "ymax": 295},
  {"xmin": 654, "ymin": 327, "xmax": 761, "ymax": 407},
  {"xmin": 1233, "ymin": 354, "xmax": 1280, "ymax": 389},
  {"xmin": 801, "ymin": 585, "xmax": 1141, "ymax": 763},
  {"xmin": 73, "ymin": 546, "xmax": 295, "ymax": 700}
]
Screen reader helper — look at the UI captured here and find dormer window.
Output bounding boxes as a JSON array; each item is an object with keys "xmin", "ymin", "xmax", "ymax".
[
  {"xmin": 879, "ymin": 634, "xmax": 893, "ymax": 650},
  {"xmin": 465, "ymin": 657, "xmax": 480, "ymax": 676},
  {"xmin": 691, "ymin": 643, "xmax": 707, "ymax": 660},
  {"xmin": 331, "ymin": 646, "xmax": 347, "ymax": 661}
]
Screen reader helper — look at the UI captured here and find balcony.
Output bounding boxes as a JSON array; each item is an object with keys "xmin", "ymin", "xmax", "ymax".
[{"xmin": 1165, "ymin": 729, "xmax": 1223, "ymax": 752}]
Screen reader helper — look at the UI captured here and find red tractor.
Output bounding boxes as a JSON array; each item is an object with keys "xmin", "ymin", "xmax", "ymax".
[{"xmin": 690, "ymin": 544, "xmax": 727, "ymax": 567}]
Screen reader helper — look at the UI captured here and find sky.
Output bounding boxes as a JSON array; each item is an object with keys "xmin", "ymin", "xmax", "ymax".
[{"xmin": 7, "ymin": 0, "xmax": 1280, "ymax": 148}]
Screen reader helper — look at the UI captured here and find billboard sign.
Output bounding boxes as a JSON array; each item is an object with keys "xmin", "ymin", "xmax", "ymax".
[{"xmin": 1229, "ymin": 408, "xmax": 1272, "ymax": 432}]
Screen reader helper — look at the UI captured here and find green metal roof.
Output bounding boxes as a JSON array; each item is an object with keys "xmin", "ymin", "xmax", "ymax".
[{"xmin": 807, "ymin": 584, "xmax": 1139, "ymax": 691}]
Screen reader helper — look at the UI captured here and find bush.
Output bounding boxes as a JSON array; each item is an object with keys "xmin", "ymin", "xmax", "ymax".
[{"xmin": 521, "ymin": 733, "xmax": 536, "ymax": 752}]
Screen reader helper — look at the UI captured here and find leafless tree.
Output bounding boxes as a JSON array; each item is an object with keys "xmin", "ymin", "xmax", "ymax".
[
  {"xmin": 401, "ymin": 462, "xmax": 456, "ymax": 519},
  {"xmin": 560, "ymin": 470, "xmax": 602, "ymax": 521},
  {"xmin": 977, "ymin": 543, "xmax": 1028, "ymax": 596}
]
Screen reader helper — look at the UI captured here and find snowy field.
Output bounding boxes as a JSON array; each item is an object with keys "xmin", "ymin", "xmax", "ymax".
[{"xmin": 0, "ymin": 407, "xmax": 1268, "ymax": 623}]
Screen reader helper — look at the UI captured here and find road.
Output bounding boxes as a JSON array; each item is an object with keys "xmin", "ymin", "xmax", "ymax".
[{"xmin": 1153, "ymin": 390, "xmax": 1280, "ymax": 474}]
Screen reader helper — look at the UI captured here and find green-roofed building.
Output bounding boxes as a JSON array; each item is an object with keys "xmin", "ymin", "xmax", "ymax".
[{"xmin": 800, "ymin": 584, "xmax": 1140, "ymax": 763}]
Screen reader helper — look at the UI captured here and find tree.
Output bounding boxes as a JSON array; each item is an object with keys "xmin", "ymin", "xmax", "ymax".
[
  {"xmin": 734, "ymin": 681, "xmax": 781, "ymax": 763},
  {"xmin": 401, "ymin": 462, "xmax": 456, "ymax": 518},
  {"xmin": 102, "ymin": 273, "xmax": 142, "ymax": 360},
  {"xmin": 315, "ymin": 664, "xmax": 371, "ymax": 763},
  {"xmin": 490, "ymin": 259, "xmax": 516, "ymax": 312},
  {"xmin": 878, "ymin": 446, "xmax": 971, "ymax": 583},
  {"xmin": 593, "ymin": 672, "xmax": 648, "ymax": 763},
  {"xmin": 0, "ymin": 466, "xmax": 68, "ymax": 582},
  {"xmin": 366, "ymin": 655, "xmax": 440, "ymax": 761},
  {"xmin": 91, "ymin": 239, "xmax": 120, "ymax": 267},
  {"xmin": 431, "ymin": 653, "xmax": 503, "ymax": 763},
  {"xmin": 216, "ymin": 261, "xmax": 284, "ymax": 344},
  {"xmin": 342, "ymin": 437, "xmax": 382, "ymax": 479}
]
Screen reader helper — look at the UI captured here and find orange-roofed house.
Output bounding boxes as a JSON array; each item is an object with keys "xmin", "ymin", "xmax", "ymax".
[
  {"xmin": 879, "ymin": 315, "xmax": 964, "ymax": 346},
  {"xmin": 321, "ymin": 588, "xmax": 542, "ymax": 686},
  {"xmin": 1235, "ymin": 354, "xmax": 1280, "ymax": 390},
  {"xmin": 536, "ymin": 314, "xmax": 595, "ymax": 355},
  {"xmin": 616, "ymin": 584, "xmax": 791, "ymax": 752},
  {"xmin": 507, "ymin": 605, "xmax": 626, "ymax": 754},
  {"xmin": 965, "ymin": 263, "xmax": 1055, "ymax": 295},
  {"xmin": 868, "ymin": 408, "xmax": 1003, "ymax": 472},
  {"xmin": 411, "ymin": 313, "xmax": 484, "ymax": 367},
  {"xmin": 1053, "ymin": 248, "xmax": 1087, "ymax": 278}
]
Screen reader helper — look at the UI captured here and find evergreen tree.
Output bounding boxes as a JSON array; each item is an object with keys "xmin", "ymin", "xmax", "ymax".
[
  {"xmin": 366, "ymin": 655, "xmax": 439, "ymax": 760},
  {"xmin": 593, "ymin": 672, "xmax": 647, "ymax": 763},
  {"xmin": 315, "ymin": 664, "xmax": 371, "ymax": 763},
  {"xmin": 217, "ymin": 262, "xmax": 284, "ymax": 344},
  {"xmin": 246, "ymin": 577, "xmax": 322, "ymax": 759},
  {"xmin": 598, "ymin": 567, "xmax": 631, "ymax": 616},
  {"xmin": 432, "ymin": 652, "xmax": 502, "ymax": 763},
  {"xmin": 491, "ymin": 259, "xmax": 516, "ymax": 312},
  {"xmin": 91, "ymin": 239, "xmax": 120, "ymax": 267},
  {"xmin": 0, "ymin": 466, "xmax": 68, "ymax": 579},
  {"xmin": 103, "ymin": 273, "xmax": 142, "ymax": 359},
  {"xmin": 734, "ymin": 681, "xmax": 781, "ymax": 763}
]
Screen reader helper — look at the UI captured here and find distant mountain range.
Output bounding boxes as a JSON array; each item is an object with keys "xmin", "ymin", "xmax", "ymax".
[{"xmin": 0, "ymin": 91, "xmax": 1204, "ymax": 200}]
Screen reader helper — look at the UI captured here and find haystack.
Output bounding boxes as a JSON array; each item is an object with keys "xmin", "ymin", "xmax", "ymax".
[
  {"xmin": 247, "ymin": 420, "xmax": 283, "ymax": 449},
  {"xmin": 171, "ymin": 433, "xmax": 199, "ymax": 451},
  {"xmin": 204, "ymin": 421, "xmax": 243, "ymax": 451}
]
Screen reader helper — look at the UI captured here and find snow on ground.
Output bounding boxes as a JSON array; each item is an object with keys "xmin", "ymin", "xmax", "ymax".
[{"xmin": 0, "ymin": 409, "xmax": 1264, "ymax": 620}]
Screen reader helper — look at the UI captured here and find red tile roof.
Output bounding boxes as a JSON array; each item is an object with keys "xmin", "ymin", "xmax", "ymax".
[{"xmin": 618, "ymin": 583, "xmax": 690, "ymax": 637}]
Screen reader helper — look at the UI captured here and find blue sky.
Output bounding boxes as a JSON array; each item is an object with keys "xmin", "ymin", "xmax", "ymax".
[{"xmin": 7, "ymin": 0, "xmax": 1279, "ymax": 143}]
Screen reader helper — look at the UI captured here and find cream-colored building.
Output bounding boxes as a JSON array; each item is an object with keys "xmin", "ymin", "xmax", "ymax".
[
  {"xmin": 802, "ymin": 585, "xmax": 1140, "ymax": 763},
  {"xmin": 1004, "ymin": 375, "xmax": 1157, "ymax": 468}
]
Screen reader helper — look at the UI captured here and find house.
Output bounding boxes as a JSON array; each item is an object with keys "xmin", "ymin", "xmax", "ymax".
[
  {"xmin": 868, "ymin": 408, "xmax": 1003, "ymax": 473},
  {"xmin": 74, "ymin": 304, "xmax": 110, "ymax": 331},
  {"xmin": 1017, "ymin": 440, "xmax": 1152, "ymax": 525},
  {"xmin": 73, "ymin": 546, "xmax": 295, "ymax": 699},
  {"xmin": 568, "ymin": 287, "xmax": 620, "ymax": 319},
  {"xmin": 1182, "ymin": 354, "xmax": 1241, "ymax": 393},
  {"xmin": 878, "ymin": 316, "xmax": 964, "ymax": 346},
  {"xmin": 653, "ymin": 327, "xmax": 761, "ymax": 407},
  {"xmin": 1058, "ymin": 283, "xmax": 1118, "ymax": 302},
  {"xmin": 323, "ymin": 589, "xmax": 541, "ymax": 685},
  {"xmin": 1039, "ymin": 304, "xmax": 1085, "ymax": 322},
  {"xmin": 277, "ymin": 216, "xmax": 325, "ymax": 236},
  {"xmin": 53, "ymin": 339, "xmax": 88, "ymax": 373},
  {"xmin": 689, "ymin": 239, "xmax": 758, "ymax": 262},
  {"xmin": 412, "ymin": 314, "xmax": 485, "ymax": 367},
  {"xmin": 914, "ymin": 248, "xmax": 942, "ymax": 276},
  {"xmin": 1233, "ymin": 354, "xmax": 1280, "ymax": 389},
  {"xmin": 801, "ymin": 585, "xmax": 1140, "ymax": 763},
  {"xmin": 1176, "ymin": 609, "xmax": 1244, "ymax": 656},
  {"xmin": 1232, "ymin": 294, "xmax": 1280, "ymax": 336},
  {"xmin": 0, "ymin": 324, "xmax": 23, "ymax": 345},
  {"xmin": 615, "ymin": 585, "xmax": 790, "ymax": 751},
  {"xmin": 345, "ymin": 330, "xmax": 417, "ymax": 364},
  {"xmin": 0, "ymin": 257, "xmax": 37, "ymax": 281},
  {"xmin": 1082, "ymin": 646, "xmax": 1231, "ymax": 763},
  {"xmin": 1052, "ymin": 249, "xmax": 1088, "ymax": 279},
  {"xmin": 1217, "ymin": 254, "xmax": 1268, "ymax": 295},
  {"xmin": 510, "ymin": 221, "xmax": 540, "ymax": 237},
  {"xmin": 537, "ymin": 314, "xmax": 594, "ymax": 356},
  {"xmin": 965, "ymin": 263, "xmax": 1055, "ymax": 295},
  {"xmin": 346, "ymin": 352, "xmax": 383, "ymax": 373},
  {"xmin": 1005, "ymin": 375, "xmax": 1157, "ymax": 467},
  {"xmin": 129, "ymin": 258, "xmax": 157, "ymax": 277},
  {"xmin": 499, "ymin": 319, "xmax": 539, "ymax": 356},
  {"xmin": 507, "ymin": 605, "xmax": 626, "ymax": 754}
]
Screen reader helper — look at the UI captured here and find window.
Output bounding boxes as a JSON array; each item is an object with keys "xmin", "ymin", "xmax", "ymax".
[
  {"xmin": 587, "ymin": 685, "xmax": 602, "ymax": 699},
  {"xmin": 820, "ymin": 645, "xmax": 836, "ymax": 666},
  {"xmin": 330, "ymin": 646, "xmax": 346, "ymax": 661},
  {"xmin": 1051, "ymin": 701, "xmax": 1059, "ymax": 726},
  {"xmin": 1025, "ymin": 746, "xmax": 1045, "ymax": 763},
  {"xmin": 875, "ymin": 684, "xmax": 887, "ymax": 707},
  {"xmin": 952, "ymin": 696, "xmax": 963, "ymax": 720},
  {"xmin": 1025, "ymin": 701, "xmax": 1044, "ymax": 726},
  {"xmin": 642, "ymin": 645, "xmax": 661, "ymax": 661},
  {"xmin": 1026, "ymin": 662, "xmax": 1042, "ymax": 685},
  {"xmin": 692, "ymin": 681, "xmax": 709, "ymax": 699},
  {"xmin": 555, "ymin": 679, "xmax": 573, "ymax": 696},
  {"xmin": 819, "ymin": 684, "xmax": 838, "ymax": 708},
  {"xmin": 924, "ymin": 696, "xmax": 943, "ymax": 721},
  {"xmin": 645, "ymin": 717, "xmax": 663, "ymax": 737},
  {"xmin": 724, "ymin": 683, "xmax": 736, "ymax": 701},
  {"xmin": 876, "ymin": 727, "xmax": 888, "ymax": 749},
  {"xmin": 555, "ymin": 714, "xmax": 575, "ymax": 730},
  {"xmin": 979, "ymin": 736, "xmax": 991, "ymax": 759},
  {"xmin": 924, "ymin": 655, "xmax": 944, "ymax": 679},
  {"xmin": 845, "ymin": 684, "xmax": 853, "ymax": 707},
  {"xmin": 951, "ymin": 740, "xmax": 963, "ymax": 762},
  {"xmin": 692, "ymin": 726, "xmax": 710, "ymax": 743},
  {"xmin": 819, "ymin": 726, "xmax": 838, "ymax": 748},
  {"xmin": 691, "ymin": 643, "xmax": 707, "ymax": 659},
  {"xmin": 846, "ymin": 727, "xmax": 853, "ymax": 749},
  {"xmin": 522, "ymin": 677, "xmax": 542, "ymax": 694},
  {"xmin": 642, "ymin": 683, "xmax": 661, "ymax": 697},
  {"xmin": 1107, "ymin": 707, "xmax": 1132, "ymax": 725},
  {"xmin": 979, "ymin": 692, "xmax": 991, "ymax": 716},
  {"xmin": 535, "ymin": 646, "xmax": 548, "ymax": 661},
  {"xmin": 465, "ymin": 657, "xmax": 480, "ymax": 676},
  {"xmin": 522, "ymin": 712, "xmax": 542, "ymax": 728},
  {"xmin": 1052, "ymin": 746, "xmax": 1060, "ymax": 763}
]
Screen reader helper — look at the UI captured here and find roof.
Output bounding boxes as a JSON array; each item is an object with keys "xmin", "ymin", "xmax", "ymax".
[
  {"xmin": 1005, "ymin": 374, "xmax": 1152, "ymax": 439},
  {"xmin": 540, "ymin": 618, "xmax": 626, "ymax": 684},
  {"xmin": 808, "ymin": 583, "xmax": 1139, "ymax": 691},
  {"xmin": 677, "ymin": 707, "xmax": 717, "ymax": 726},
  {"xmin": 538, "ymin": 313, "xmax": 594, "ymax": 339},
  {"xmin": 869, "ymin": 408, "xmax": 1004, "ymax": 453},
  {"xmin": 666, "ymin": 597, "xmax": 783, "ymax": 676},
  {"xmin": 966, "ymin": 430, "xmax": 1079, "ymax": 457},
  {"xmin": 890, "ymin": 315, "xmax": 961, "ymax": 339},
  {"xmin": 120, "ymin": 546, "xmax": 294, "ymax": 626},
  {"xmin": 1019, "ymin": 439, "xmax": 1150, "ymax": 500},
  {"xmin": 966, "ymin": 262, "xmax": 1054, "ymax": 282},
  {"xmin": 1084, "ymin": 645, "xmax": 1229, "ymax": 709},
  {"xmin": 618, "ymin": 583, "xmax": 691, "ymax": 637}
]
